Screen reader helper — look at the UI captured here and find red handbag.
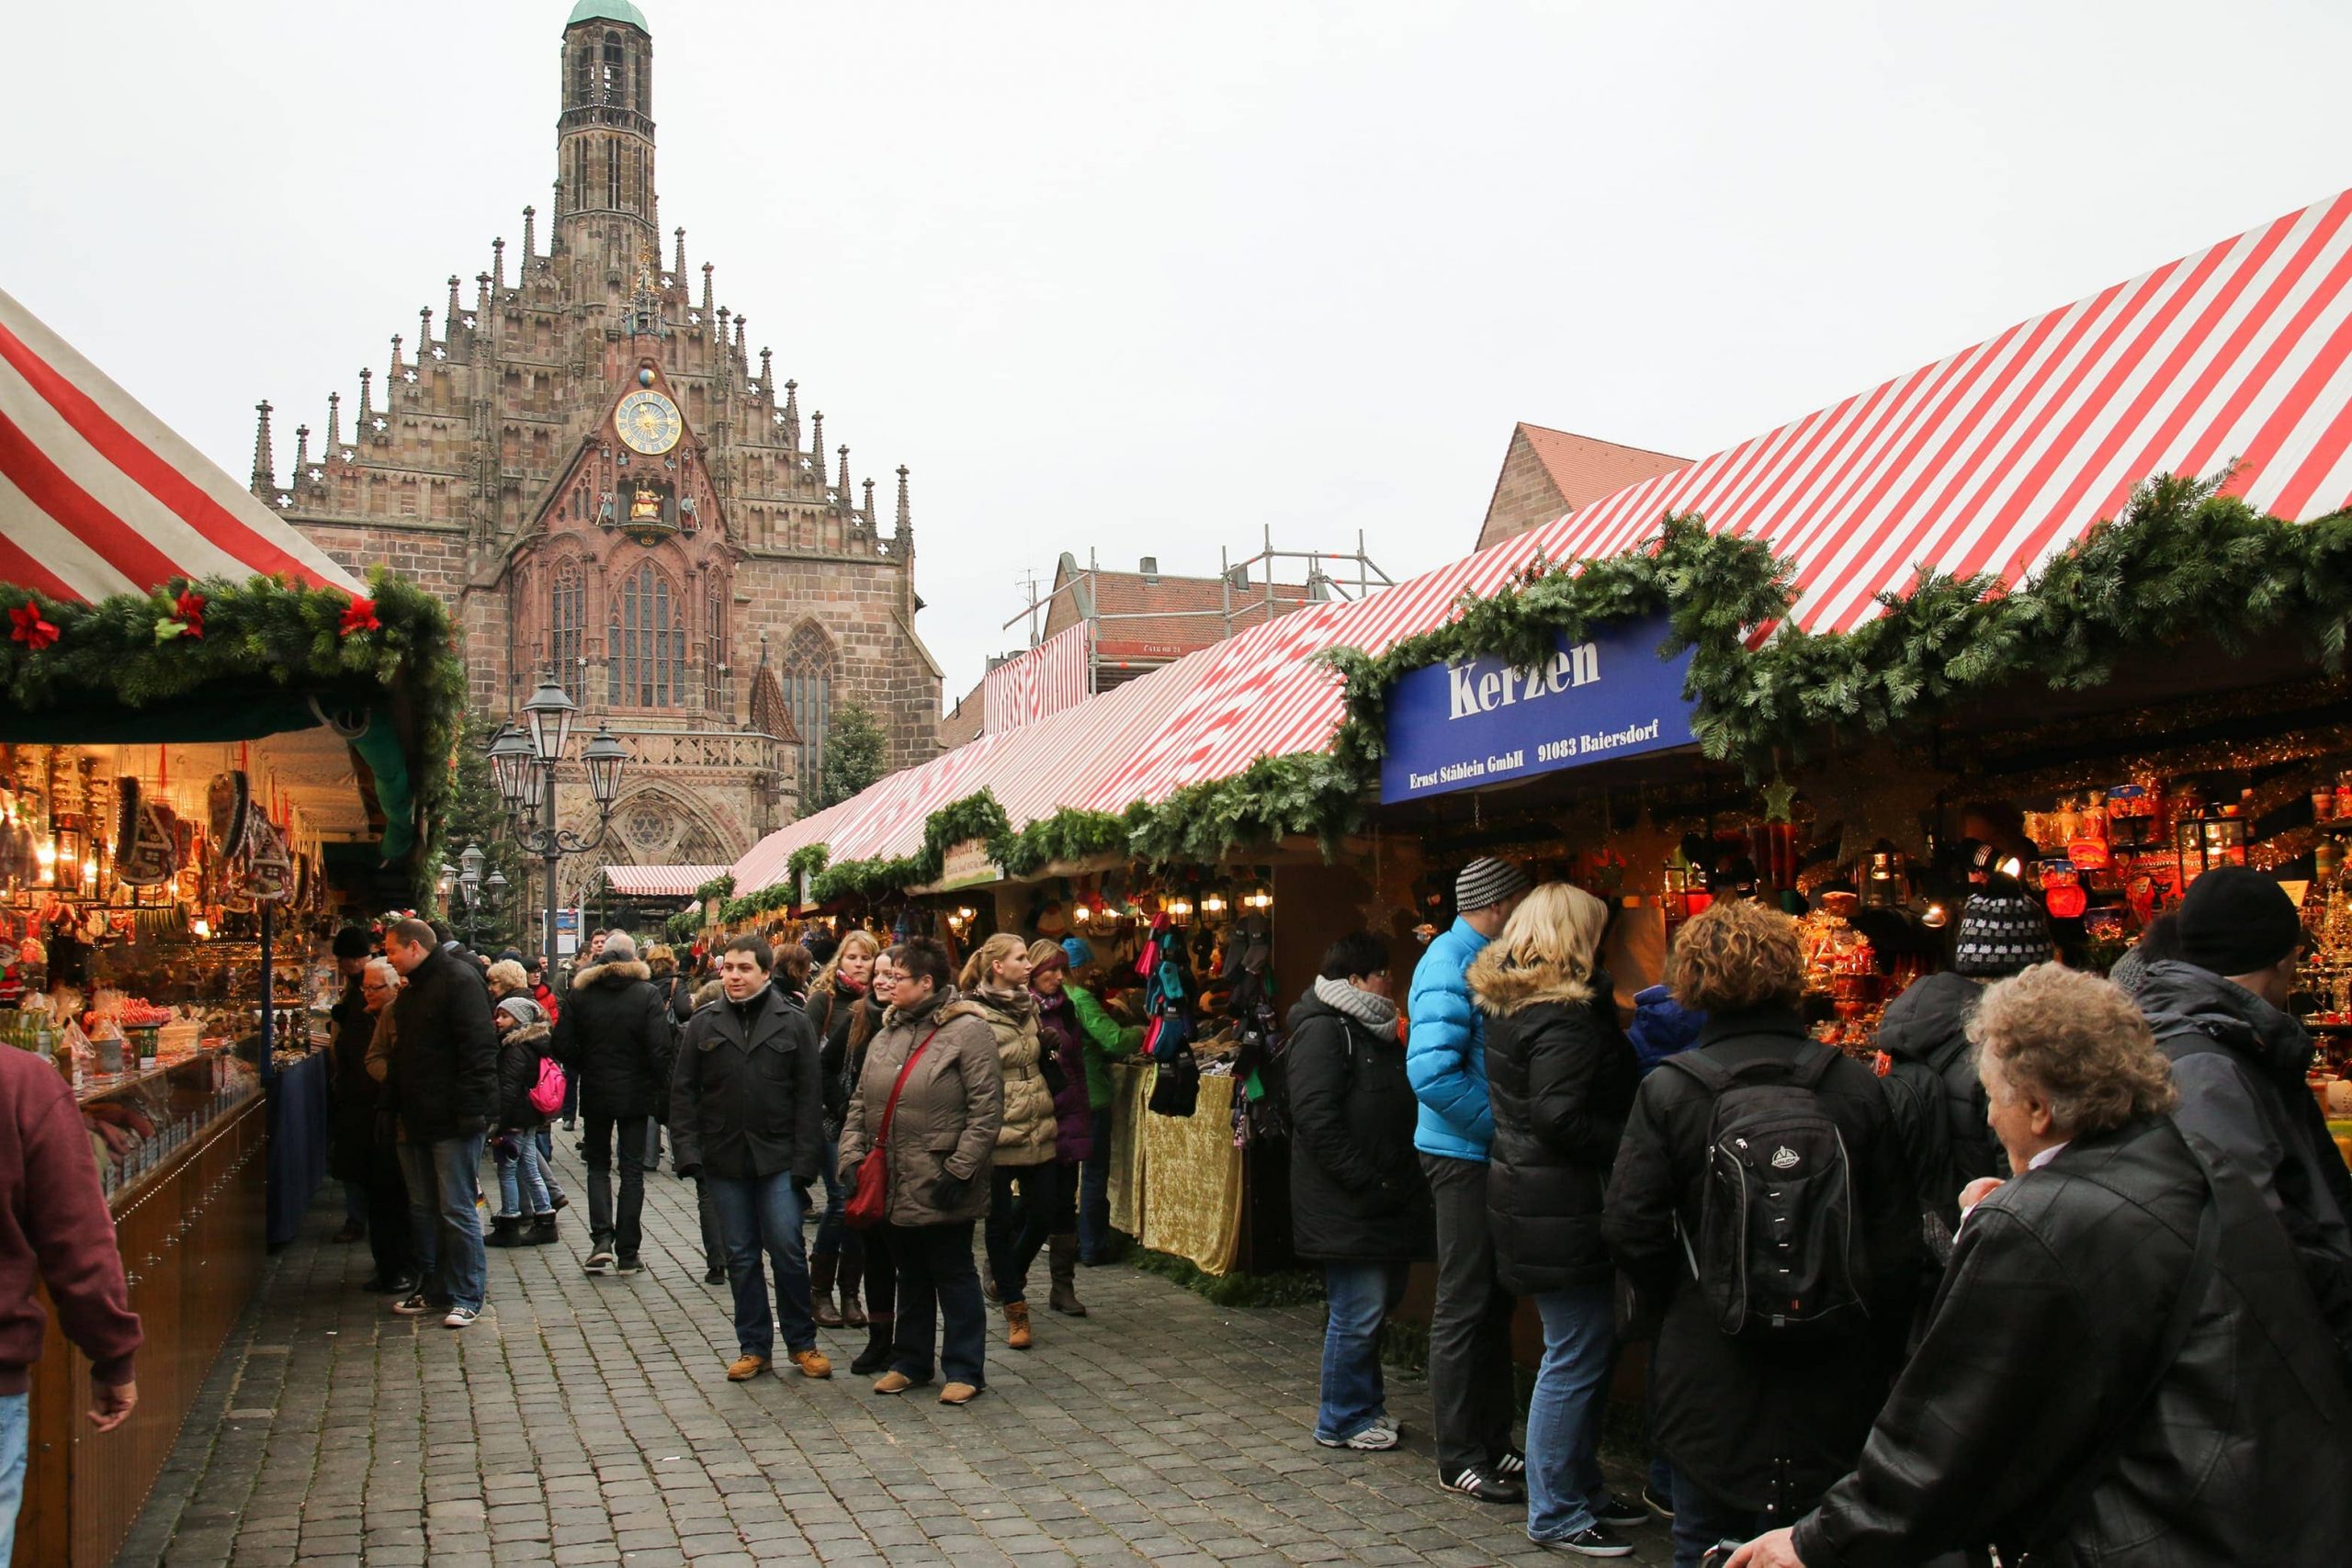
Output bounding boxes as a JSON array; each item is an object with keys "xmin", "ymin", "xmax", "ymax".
[{"xmin": 843, "ymin": 1024, "xmax": 944, "ymax": 1231}]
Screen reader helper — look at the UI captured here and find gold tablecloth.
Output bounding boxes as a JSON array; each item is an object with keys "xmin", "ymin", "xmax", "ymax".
[{"xmin": 1104, "ymin": 1062, "xmax": 1245, "ymax": 1276}]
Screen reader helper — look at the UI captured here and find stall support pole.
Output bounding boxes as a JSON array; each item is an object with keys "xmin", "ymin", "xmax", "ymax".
[{"xmin": 258, "ymin": 899, "xmax": 275, "ymax": 1086}]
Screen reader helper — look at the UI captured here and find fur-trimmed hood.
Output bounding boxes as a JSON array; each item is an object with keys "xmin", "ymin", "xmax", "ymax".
[
  {"xmin": 499, "ymin": 1020, "xmax": 552, "ymax": 1052},
  {"xmin": 571, "ymin": 958, "xmax": 651, "ymax": 989},
  {"xmin": 1467, "ymin": 948, "xmax": 1594, "ymax": 1015}
]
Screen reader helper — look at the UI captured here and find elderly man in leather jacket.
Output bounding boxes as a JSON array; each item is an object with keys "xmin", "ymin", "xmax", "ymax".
[{"xmin": 1727, "ymin": 964, "xmax": 2351, "ymax": 1568}]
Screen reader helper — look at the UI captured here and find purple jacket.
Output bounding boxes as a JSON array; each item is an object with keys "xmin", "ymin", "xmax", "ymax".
[{"xmin": 1035, "ymin": 989, "xmax": 1094, "ymax": 1162}]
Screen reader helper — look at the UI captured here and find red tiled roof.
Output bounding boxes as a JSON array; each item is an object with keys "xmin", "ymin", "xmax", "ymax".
[
  {"xmin": 938, "ymin": 675, "xmax": 987, "ymax": 750},
  {"xmin": 1476, "ymin": 423, "xmax": 1689, "ymax": 549}
]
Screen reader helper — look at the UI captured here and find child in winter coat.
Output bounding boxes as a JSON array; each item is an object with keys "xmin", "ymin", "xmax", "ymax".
[{"xmin": 489, "ymin": 995, "xmax": 560, "ymax": 1247}]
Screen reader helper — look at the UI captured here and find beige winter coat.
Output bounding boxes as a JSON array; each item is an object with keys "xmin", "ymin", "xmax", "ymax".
[
  {"xmin": 837, "ymin": 985, "xmax": 1003, "ymax": 1227},
  {"xmin": 970, "ymin": 986, "xmax": 1058, "ymax": 1168}
]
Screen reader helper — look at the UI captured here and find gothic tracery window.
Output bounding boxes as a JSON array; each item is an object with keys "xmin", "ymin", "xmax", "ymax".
[
  {"xmin": 705, "ymin": 587, "xmax": 728, "ymax": 716},
  {"xmin": 549, "ymin": 562, "xmax": 585, "ymax": 699},
  {"xmin": 608, "ymin": 563, "xmax": 685, "ymax": 707},
  {"xmin": 779, "ymin": 621, "xmax": 834, "ymax": 805}
]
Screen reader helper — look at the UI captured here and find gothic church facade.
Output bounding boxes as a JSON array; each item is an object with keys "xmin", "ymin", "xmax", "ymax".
[{"xmin": 254, "ymin": 0, "xmax": 942, "ymax": 900}]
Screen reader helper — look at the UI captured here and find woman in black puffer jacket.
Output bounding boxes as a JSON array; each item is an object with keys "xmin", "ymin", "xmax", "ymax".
[{"xmin": 1469, "ymin": 883, "xmax": 1641, "ymax": 1553}]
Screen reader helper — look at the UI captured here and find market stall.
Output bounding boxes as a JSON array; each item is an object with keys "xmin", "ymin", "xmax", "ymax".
[{"xmin": 0, "ymin": 285, "xmax": 461, "ymax": 1568}]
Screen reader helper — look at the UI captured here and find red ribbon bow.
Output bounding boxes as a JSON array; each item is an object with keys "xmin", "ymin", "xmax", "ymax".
[
  {"xmin": 8, "ymin": 602, "xmax": 60, "ymax": 651},
  {"xmin": 338, "ymin": 596, "xmax": 381, "ymax": 637}
]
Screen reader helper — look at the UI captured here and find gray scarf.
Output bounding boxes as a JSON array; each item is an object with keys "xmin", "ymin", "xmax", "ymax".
[{"xmin": 1314, "ymin": 974, "xmax": 1397, "ymax": 1032}]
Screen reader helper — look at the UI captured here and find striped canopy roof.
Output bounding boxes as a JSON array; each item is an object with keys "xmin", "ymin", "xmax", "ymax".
[
  {"xmin": 602, "ymin": 863, "xmax": 732, "ymax": 899},
  {"xmin": 0, "ymin": 287, "xmax": 364, "ymax": 602},
  {"xmin": 733, "ymin": 186, "xmax": 2352, "ymax": 895}
]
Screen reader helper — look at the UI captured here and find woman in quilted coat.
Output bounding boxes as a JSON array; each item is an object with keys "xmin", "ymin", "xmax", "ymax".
[{"xmin": 965, "ymin": 933, "xmax": 1059, "ymax": 1348}]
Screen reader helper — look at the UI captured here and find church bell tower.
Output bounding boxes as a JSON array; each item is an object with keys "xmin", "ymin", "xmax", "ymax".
[{"xmin": 557, "ymin": 2, "xmax": 658, "ymax": 254}]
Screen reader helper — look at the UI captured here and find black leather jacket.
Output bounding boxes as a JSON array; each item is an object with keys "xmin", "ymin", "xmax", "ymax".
[
  {"xmin": 670, "ymin": 985, "xmax": 823, "ymax": 1183},
  {"xmin": 1792, "ymin": 1116, "xmax": 2352, "ymax": 1567}
]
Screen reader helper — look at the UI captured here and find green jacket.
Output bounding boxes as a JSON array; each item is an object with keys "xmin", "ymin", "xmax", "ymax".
[{"xmin": 1068, "ymin": 982, "xmax": 1143, "ymax": 1109}]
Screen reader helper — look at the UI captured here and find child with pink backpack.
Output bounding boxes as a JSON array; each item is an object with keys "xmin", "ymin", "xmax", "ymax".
[{"xmin": 490, "ymin": 995, "xmax": 565, "ymax": 1247}]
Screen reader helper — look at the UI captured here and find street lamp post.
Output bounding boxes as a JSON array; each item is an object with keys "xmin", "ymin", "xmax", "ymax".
[{"xmin": 490, "ymin": 678, "xmax": 628, "ymax": 965}]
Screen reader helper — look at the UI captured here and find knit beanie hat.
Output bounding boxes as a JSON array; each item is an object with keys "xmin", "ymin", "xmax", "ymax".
[
  {"xmin": 1952, "ymin": 886, "xmax": 2054, "ymax": 977},
  {"xmin": 1455, "ymin": 857, "xmax": 1533, "ymax": 915},
  {"xmin": 602, "ymin": 931, "xmax": 638, "ymax": 963},
  {"xmin": 1060, "ymin": 936, "xmax": 1096, "ymax": 973},
  {"xmin": 2176, "ymin": 865, "xmax": 2303, "ymax": 976},
  {"xmin": 332, "ymin": 927, "xmax": 372, "ymax": 960},
  {"xmin": 497, "ymin": 995, "xmax": 545, "ymax": 1027}
]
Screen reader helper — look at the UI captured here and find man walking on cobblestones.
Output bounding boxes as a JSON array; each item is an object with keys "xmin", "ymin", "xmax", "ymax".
[
  {"xmin": 673, "ymin": 934, "xmax": 831, "ymax": 1382},
  {"xmin": 382, "ymin": 917, "xmax": 499, "ymax": 1328},
  {"xmin": 555, "ymin": 931, "xmax": 675, "ymax": 1277}
]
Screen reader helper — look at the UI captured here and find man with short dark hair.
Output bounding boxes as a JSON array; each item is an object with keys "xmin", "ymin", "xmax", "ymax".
[
  {"xmin": 383, "ymin": 917, "xmax": 500, "ymax": 1328},
  {"xmin": 673, "ymin": 935, "xmax": 830, "ymax": 1381},
  {"xmin": 554, "ymin": 931, "xmax": 674, "ymax": 1276},
  {"xmin": 2135, "ymin": 865, "xmax": 2352, "ymax": 1364}
]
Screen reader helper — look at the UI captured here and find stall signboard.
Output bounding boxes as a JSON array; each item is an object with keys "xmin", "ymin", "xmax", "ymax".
[
  {"xmin": 936, "ymin": 838, "xmax": 1000, "ymax": 892},
  {"xmin": 1379, "ymin": 615, "xmax": 1699, "ymax": 804}
]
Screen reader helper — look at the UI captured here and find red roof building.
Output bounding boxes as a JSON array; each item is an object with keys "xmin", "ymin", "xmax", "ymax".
[{"xmin": 1476, "ymin": 423, "xmax": 1689, "ymax": 550}]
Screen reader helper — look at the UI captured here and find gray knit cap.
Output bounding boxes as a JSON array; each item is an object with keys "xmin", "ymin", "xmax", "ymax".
[
  {"xmin": 497, "ymin": 995, "xmax": 545, "ymax": 1027},
  {"xmin": 1454, "ymin": 857, "xmax": 1533, "ymax": 915}
]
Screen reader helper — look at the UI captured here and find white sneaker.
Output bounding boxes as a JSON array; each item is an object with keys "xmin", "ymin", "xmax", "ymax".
[
  {"xmin": 443, "ymin": 1306, "xmax": 480, "ymax": 1329},
  {"xmin": 1316, "ymin": 1424, "xmax": 1400, "ymax": 1451}
]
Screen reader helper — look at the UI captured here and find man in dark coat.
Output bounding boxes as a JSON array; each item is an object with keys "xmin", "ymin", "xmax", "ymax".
[
  {"xmin": 672, "ymin": 934, "xmax": 829, "ymax": 1382},
  {"xmin": 1603, "ymin": 899, "xmax": 1918, "ymax": 1566},
  {"xmin": 2134, "ymin": 864, "xmax": 2352, "ymax": 1368},
  {"xmin": 337, "ymin": 941, "xmax": 414, "ymax": 1295},
  {"xmin": 1285, "ymin": 932, "xmax": 1433, "ymax": 1451},
  {"xmin": 554, "ymin": 931, "xmax": 675, "ymax": 1276},
  {"xmin": 1728, "ymin": 964, "xmax": 2351, "ymax": 1568},
  {"xmin": 328, "ymin": 927, "xmax": 379, "ymax": 1244},
  {"xmin": 383, "ymin": 918, "xmax": 500, "ymax": 1327}
]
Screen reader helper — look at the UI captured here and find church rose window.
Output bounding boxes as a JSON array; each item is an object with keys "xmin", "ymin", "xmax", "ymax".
[
  {"xmin": 550, "ymin": 564, "xmax": 585, "ymax": 699},
  {"xmin": 610, "ymin": 564, "xmax": 685, "ymax": 708}
]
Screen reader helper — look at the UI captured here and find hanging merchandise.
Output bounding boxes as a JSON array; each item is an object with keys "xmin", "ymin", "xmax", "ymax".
[
  {"xmin": 207, "ymin": 772, "xmax": 251, "ymax": 860},
  {"xmin": 248, "ymin": 820, "xmax": 292, "ymax": 904},
  {"xmin": 113, "ymin": 777, "xmax": 179, "ymax": 888}
]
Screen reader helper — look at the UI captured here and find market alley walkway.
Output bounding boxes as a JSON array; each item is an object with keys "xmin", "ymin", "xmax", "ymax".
[{"xmin": 118, "ymin": 1141, "xmax": 1671, "ymax": 1568}]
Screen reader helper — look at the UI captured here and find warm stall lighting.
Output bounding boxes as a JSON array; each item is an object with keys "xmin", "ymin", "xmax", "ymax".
[
  {"xmin": 1071, "ymin": 905, "xmax": 1091, "ymax": 925},
  {"xmin": 1242, "ymin": 884, "xmax": 1273, "ymax": 911},
  {"xmin": 1996, "ymin": 856, "xmax": 2024, "ymax": 879},
  {"xmin": 1200, "ymin": 892, "xmax": 1227, "ymax": 915},
  {"xmin": 191, "ymin": 917, "xmax": 211, "ymax": 940}
]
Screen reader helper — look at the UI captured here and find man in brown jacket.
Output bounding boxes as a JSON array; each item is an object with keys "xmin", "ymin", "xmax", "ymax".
[{"xmin": 838, "ymin": 937, "xmax": 1002, "ymax": 1405}]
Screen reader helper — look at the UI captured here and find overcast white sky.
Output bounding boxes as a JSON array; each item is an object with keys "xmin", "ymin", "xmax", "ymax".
[{"xmin": 8, "ymin": 1, "xmax": 2350, "ymax": 703}]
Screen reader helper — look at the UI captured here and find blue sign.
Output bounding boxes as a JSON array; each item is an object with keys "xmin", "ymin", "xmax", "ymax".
[{"xmin": 1379, "ymin": 615, "xmax": 1699, "ymax": 804}]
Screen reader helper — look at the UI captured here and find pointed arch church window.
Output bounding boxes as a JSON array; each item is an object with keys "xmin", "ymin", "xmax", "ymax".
[
  {"xmin": 609, "ymin": 563, "xmax": 684, "ymax": 707},
  {"xmin": 779, "ymin": 622, "xmax": 835, "ymax": 806},
  {"xmin": 550, "ymin": 563, "xmax": 585, "ymax": 700}
]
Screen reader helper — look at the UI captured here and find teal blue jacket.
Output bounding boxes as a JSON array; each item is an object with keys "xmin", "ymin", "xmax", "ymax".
[{"xmin": 1407, "ymin": 918, "xmax": 1495, "ymax": 1160}]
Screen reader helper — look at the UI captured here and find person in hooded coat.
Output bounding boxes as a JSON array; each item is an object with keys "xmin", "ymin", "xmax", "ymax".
[
  {"xmin": 552, "ymin": 931, "xmax": 675, "ymax": 1276},
  {"xmin": 487, "ymin": 996, "xmax": 560, "ymax": 1247},
  {"xmin": 1286, "ymin": 931, "xmax": 1432, "ymax": 1452},
  {"xmin": 1027, "ymin": 941, "xmax": 1096, "ymax": 1319},
  {"xmin": 965, "ymin": 934, "xmax": 1059, "ymax": 1349},
  {"xmin": 1472, "ymin": 886, "xmax": 1646, "ymax": 1555}
]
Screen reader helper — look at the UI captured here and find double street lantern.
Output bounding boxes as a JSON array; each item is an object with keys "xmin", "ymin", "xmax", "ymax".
[
  {"xmin": 490, "ymin": 676, "xmax": 628, "ymax": 964},
  {"xmin": 446, "ymin": 840, "xmax": 507, "ymax": 949}
]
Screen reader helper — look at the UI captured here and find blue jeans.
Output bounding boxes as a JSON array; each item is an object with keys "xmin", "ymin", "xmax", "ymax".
[
  {"xmin": 1671, "ymin": 1470, "xmax": 1770, "ymax": 1568},
  {"xmin": 397, "ymin": 1132, "xmax": 488, "ymax": 1311},
  {"xmin": 0, "ymin": 1391, "xmax": 26, "ymax": 1564},
  {"xmin": 708, "ymin": 1171, "xmax": 816, "ymax": 1359},
  {"xmin": 810, "ymin": 1135, "xmax": 849, "ymax": 1260},
  {"xmin": 1079, "ymin": 1098, "xmax": 1114, "ymax": 1259},
  {"xmin": 534, "ymin": 1128, "xmax": 564, "ymax": 1198},
  {"xmin": 495, "ymin": 1135, "xmax": 555, "ymax": 1217},
  {"xmin": 1317, "ymin": 1261, "xmax": 1407, "ymax": 1441},
  {"xmin": 1527, "ymin": 1280, "xmax": 1616, "ymax": 1541},
  {"xmin": 889, "ymin": 1219, "xmax": 986, "ymax": 1386}
]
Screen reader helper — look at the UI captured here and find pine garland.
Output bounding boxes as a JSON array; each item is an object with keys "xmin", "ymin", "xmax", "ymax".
[
  {"xmin": 0, "ymin": 569, "xmax": 464, "ymax": 898},
  {"xmin": 695, "ymin": 873, "xmax": 737, "ymax": 903}
]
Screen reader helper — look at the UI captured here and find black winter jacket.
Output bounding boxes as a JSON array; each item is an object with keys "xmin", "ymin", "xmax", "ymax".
[
  {"xmin": 1792, "ymin": 1116, "xmax": 2352, "ymax": 1567},
  {"xmin": 2135, "ymin": 959, "xmax": 2352, "ymax": 1366},
  {"xmin": 1873, "ymin": 971, "xmax": 2006, "ymax": 1233},
  {"xmin": 1472, "ymin": 958, "xmax": 1638, "ymax": 1293},
  {"xmin": 670, "ymin": 985, "xmax": 824, "ymax": 1182},
  {"xmin": 494, "ymin": 1020, "xmax": 554, "ymax": 1132},
  {"xmin": 1602, "ymin": 1008, "xmax": 1921, "ymax": 1514},
  {"xmin": 329, "ymin": 977, "xmax": 379, "ymax": 1182},
  {"xmin": 385, "ymin": 945, "xmax": 500, "ymax": 1145},
  {"xmin": 1283, "ymin": 988, "xmax": 1433, "ymax": 1264},
  {"xmin": 552, "ymin": 959, "xmax": 675, "ymax": 1120},
  {"xmin": 808, "ymin": 981, "xmax": 878, "ymax": 1132}
]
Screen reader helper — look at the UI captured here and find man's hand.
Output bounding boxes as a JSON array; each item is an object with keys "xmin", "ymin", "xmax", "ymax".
[
  {"xmin": 89, "ymin": 1379, "xmax": 137, "ymax": 1433},
  {"xmin": 1724, "ymin": 1527, "xmax": 1804, "ymax": 1568},
  {"xmin": 1960, "ymin": 1177, "xmax": 2006, "ymax": 1212}
]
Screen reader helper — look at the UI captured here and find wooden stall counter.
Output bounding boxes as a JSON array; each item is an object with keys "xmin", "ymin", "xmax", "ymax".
[{"xmin": 12, "ymin": 1049, "xmax": 266, "ymax": 1568}]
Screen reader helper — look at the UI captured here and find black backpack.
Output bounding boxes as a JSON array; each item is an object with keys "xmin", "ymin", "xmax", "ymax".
[{"xmin": 1662, "ymin": 1044, "xmax": 1869, "ymax": 1339}]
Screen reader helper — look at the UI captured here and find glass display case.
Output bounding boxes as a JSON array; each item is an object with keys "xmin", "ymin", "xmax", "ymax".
[{"xmin": 72, "ymin": 1043, "xmax": 261, "ymax": 1205}]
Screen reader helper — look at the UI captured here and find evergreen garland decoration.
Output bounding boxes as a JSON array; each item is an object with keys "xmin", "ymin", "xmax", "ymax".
[
  {"xmin": 0, "ymin": 569, "xmax": 465, "ymax": 898},
  {"xmin": 695, "ymin": 873, "xmax": 738, "ymax": 903},
  {"xmin": 1000, "ymin": 808, "xmax": 1131, "ymax": 877}
]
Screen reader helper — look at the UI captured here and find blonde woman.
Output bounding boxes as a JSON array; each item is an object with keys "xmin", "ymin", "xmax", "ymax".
[
  {"xmin": 805, "ymin": 929, "xmax": 882, "ymax": 1327},
  {"xmin": 1469, "ymin": 884, "xmax": 1645, "ymax": 1554},
  {"xmin": 959, "ymin": 932, "xmax": 1059, "ymax": 1348}
]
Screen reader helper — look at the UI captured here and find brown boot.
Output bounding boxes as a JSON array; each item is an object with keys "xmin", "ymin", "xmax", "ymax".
[
  {"xmin": 1047, "ymin": 1234, "xmax": 1087, "ymax": 1317},
  {"xmin": 1004, "ymin": 1300, "xmax": 1034, "ymax": 1350},
  {"xmin": 839, "ymin": 1250, "xmax": 868, "ymax": 1328},
  {"xmin": 810, "ymin": 1252, "xmax": 842, "ymax": 1328}
]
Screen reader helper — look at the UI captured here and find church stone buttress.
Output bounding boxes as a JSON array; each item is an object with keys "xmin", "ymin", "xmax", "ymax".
[{"xmin": 259, "ymin": 0, "xmax": 944, "ymax": 901}]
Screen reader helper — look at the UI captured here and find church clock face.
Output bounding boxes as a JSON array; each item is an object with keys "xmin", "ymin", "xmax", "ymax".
[{"xmin": 616, "ymin": 389, "xmax": 684, "ymax": 456}]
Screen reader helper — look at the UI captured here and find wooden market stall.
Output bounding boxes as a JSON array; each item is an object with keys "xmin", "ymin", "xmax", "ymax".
[{"xmin": 0, "ymin": 286, "xmax": 461, "ymax": 1567}]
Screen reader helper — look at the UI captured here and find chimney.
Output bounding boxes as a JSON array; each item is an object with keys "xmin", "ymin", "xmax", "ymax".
[{"xmin": 1139, "ymin": 557, "xmax": 1159, "ymax": 584}]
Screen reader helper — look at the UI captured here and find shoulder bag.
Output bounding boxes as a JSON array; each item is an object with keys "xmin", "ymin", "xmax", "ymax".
[{"xmin": 843, "ymin": 1023, "xmax": 944, "ymax": 1231}]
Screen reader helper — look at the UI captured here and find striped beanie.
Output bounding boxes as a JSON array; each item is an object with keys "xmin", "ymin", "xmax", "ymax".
[
  {"xmin": 1952, "ymin": 886, "xmax": 2054, "ymax": 977},
  {"xmin": 1454, "ymin": 857, "xmax": 1533, "ymax": 915}
]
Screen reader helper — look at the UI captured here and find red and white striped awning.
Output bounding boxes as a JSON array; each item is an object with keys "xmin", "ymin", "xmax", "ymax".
[
  {"xmin": 0, "ymin": 288, "xmax": 365, "ymax": 602},
  {"xmin": 733, "ymin": 186, "xmax": 2352, "ymax": 893},
  {"xmin": 602, "ymin": 864, "xmax": 731, "ymax": 899}
]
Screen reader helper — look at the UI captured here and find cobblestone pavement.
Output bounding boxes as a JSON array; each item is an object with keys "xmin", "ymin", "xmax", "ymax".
[{"xmin": 119, "ymin": 1137, "xmax": 1675, "ymax": 1567}]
